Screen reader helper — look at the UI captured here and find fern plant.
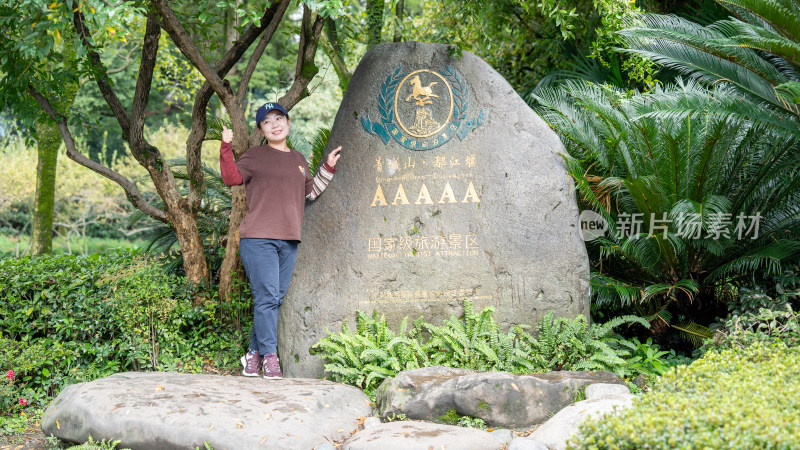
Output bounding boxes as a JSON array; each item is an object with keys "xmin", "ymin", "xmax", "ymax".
[
  {"xmin": 422, "ymin": 299, "xmax": 538, "ymax": 373},
  {"xmin": 313, "ymin": 302, "xmax": 670, "ymax": 394},
  {"xmin": 311, "ymin": 310, "xmax": 428, "ymax": 397},
  {"xmin": 518, "ymin": 312, "xmax": 652, "ymax": 377}
]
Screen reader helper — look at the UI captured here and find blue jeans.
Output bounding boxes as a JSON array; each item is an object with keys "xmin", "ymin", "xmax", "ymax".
[{"xmin": 239, "ymin": 238, "xmax": 299, "ymax": 354}]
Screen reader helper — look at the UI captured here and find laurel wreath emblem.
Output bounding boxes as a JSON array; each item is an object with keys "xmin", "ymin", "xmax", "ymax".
[{"xmin": 361, "ymin": 65, "xmax": 484, "ymax": 150}]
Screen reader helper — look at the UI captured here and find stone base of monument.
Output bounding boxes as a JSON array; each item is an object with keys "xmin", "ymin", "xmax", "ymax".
[
  {"xmin": 41, "ymin": 370, "xmax": 632, "ymax": 449},
  {"xmin": 375, "ymin": 366, "xmax": 627, "ymax": 428}
]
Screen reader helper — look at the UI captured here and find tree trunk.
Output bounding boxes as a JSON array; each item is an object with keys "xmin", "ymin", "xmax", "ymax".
[
  {"xmin": 366, "ymin": 0, "xmax": 384, "ymax": 47},
  {"xmin": 168, "ymin": 205, "xmax": 209, "ymax": 300},
  {"xmin": 322, "ymin": 18, "xmax": 350, "ymax": 93},
  {"xmin": 393, "ymin": 0, "xmax": 404, "ymax": 42},
  {"xmin": 218, "ymin": 186, "xmax": 247, "ymax": 301},
  {"xmin": 217, "ymin": 5, "xmax": 324, "ymax": 303},
  {"xmin": 31, "ymin": 119, "xmax": 61, "ymax": 256}
]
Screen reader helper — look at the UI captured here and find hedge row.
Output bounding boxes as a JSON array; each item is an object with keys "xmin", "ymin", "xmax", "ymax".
[
  {"xmin": 571, "ymin": 341, "xmax": 800, "ymax": 449},
  {"xmin": 0, "ymin": 251, "xmax": 247, "ymax": 411}
]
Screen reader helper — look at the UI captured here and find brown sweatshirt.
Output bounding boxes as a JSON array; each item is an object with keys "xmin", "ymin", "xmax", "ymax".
[{"xmin": 219, "ymin": 141, "xmax": 335, "ymax": 241}]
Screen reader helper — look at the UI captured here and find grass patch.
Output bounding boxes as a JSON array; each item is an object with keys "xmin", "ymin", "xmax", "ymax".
[{"xmin": 0, "ymin": 233, "xmax": 145, "ymax": 258}]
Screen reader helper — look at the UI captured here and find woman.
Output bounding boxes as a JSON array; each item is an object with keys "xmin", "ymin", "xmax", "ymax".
[{"xmin": 219, "ymin": 102, "xmax": 342, "ymax": 379}]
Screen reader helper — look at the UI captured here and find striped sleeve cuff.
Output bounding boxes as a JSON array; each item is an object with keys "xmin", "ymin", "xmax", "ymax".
[{"xmin": 306, "ymin": 164, "xmax": 335, "ymax": 200}]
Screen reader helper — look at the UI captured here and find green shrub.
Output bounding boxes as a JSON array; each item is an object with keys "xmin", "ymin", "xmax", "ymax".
[
  {"xmin": 0, "ymin": 251, "xmax": 247, "ymax": 416},
  {"xmin": 703, "ymin": 307, "xmax": 800, "ymax": 353},
  {"xmin": 569, "ymin": 342, "xmax": 800, "ymax": 449}
]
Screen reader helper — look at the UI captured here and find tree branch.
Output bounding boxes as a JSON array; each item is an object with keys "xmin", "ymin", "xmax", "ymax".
[
  {"xmin": 28, "ymin": 85, "xmax": 167, "ymax": 223},
  {"xmin": 279, "ymin": 5, "xmax": 324, "ymax": 110},
  {"xmin": 106, "ymin": 42, "xmax": 140, "ymax": 75},
  {"xmin": 129, "ymin": 15, "xmax": 161, "ymax": 153},
  {"xmin": 321, "ymin": 22, "xmax": 350, "ymax": 93},
  {"xmin": 184, "ymin": 0, "xmax": 291, "ymax": 210},
  {"xmin": 236, "ymin": 0, "xmax": 292, "ymax": 105},
  {"xmin": 72, "ymin": 11, "xmax": 131, "ymax": 141},
  {"xmin": 150, "ymin": 0, "xmax": 234, "ymax": 109}
]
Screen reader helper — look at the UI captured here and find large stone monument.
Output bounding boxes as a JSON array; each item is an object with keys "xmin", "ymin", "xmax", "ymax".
[{"xmin": 279, "ymin": 42, "xmax": 589, "ymax": 378}]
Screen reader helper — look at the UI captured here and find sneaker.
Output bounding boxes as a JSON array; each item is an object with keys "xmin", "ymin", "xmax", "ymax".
[
  {"xmin": 241, "ymin": 350, "xmax": 262, "ymax": 377},
  {"xmin": 262, "ymin": 352, "xmax": 282, "ymax": 379}
]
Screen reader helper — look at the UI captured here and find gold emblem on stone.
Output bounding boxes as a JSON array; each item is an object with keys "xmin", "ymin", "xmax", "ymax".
[{"xmin": 394, "ymin": 70, "xmax": 454, "ymax": 139}]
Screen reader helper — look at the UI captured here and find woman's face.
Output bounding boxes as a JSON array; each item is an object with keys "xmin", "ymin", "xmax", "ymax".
[{"xmin": 259, "ymin": 110, "xmax": 290, "ymax": 143}]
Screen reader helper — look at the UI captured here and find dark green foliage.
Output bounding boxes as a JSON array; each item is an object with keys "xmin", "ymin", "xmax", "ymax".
[
  {"xmin": 313, "ymin": 300, "xmax": 674, "ymax": 397},
  {"xmin": 533, "ymin": 79, "xmax": 800, "ymax": 344},
  {"xmin": 699, "ymin": 275, "xmax": 800, "ymax": 353},
  {"xmin": 0, "ymin": 201, "xmax": 31, "ymax": 236},
  {"xmin": 569, "ymin": 342, "xmax": 800, "ymax": 449},
  {"xmin": 0, "ymin": 251, "xmax": 247, "ymax": 413},
  {"xmin": 618, "ymin": 0, "xmax": 800, "ymax": 143}
]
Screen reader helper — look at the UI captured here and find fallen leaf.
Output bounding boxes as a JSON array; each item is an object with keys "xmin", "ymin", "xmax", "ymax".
[
  {"xmin": 511, "ymin": 383, "xmax": 520, "ymax": 392},
  {"xmin": 338, "ymin": 428, "xmax": 343, "ymax": 433},
  {"xmin": 259, "ymin": 435, "xmax": 268, "ymax": 446},
  {"xmin": 236, "ymin": 422, "xmax": 243, "ymax": 429},
  {"xmin": 56, "ymin": 420, "xmax": 60, "ymax": 430},
  {"xmin": 208, "ymin": 424, "xmax": 215, "ymax": 431},
  {"xmin": 155, "ymin": 385, "xmax": 164, "ymax": 391},
  {"xmin": 265, "ymin": 413, "xmax": 272, "ymax": 419}
]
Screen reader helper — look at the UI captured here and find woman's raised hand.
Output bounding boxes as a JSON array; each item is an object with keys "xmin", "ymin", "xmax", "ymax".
[
  {"xmin": 222, "ymin": 125, "xmax": 233, "ymax": 144},
  {"xmin": 327, "ymin": 146, "xmax": 342, "ymax": 168}
]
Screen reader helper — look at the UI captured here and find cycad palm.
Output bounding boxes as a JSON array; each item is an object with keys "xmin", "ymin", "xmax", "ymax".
[
  {"xmin": 618, "ymin": 0, "xmax": 800, "ymax": 141},
  {"xmin": 533, "ymin": 79, "xmax": 800, "ymax": 340}
]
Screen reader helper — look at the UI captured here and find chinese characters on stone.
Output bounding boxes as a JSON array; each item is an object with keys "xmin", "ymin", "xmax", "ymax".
[{"xmin": 368, "ymin": 233, "xmax": 480, "ymax": 259}]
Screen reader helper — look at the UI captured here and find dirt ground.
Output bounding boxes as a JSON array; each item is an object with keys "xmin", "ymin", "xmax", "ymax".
[{"xmin": 0, "ymin": 427, "xmax": 49, "ymax": 450}]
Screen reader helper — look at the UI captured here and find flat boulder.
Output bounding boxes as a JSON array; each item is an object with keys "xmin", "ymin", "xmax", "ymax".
[
  {"xmin": 41, "ymin": 372, "xmax": 373, "ymax": 450},
  {"xmin": 528, "ymin": 392, "xmax": 634, "ymax": 450},
  {"xmin": 375, "ymin": 366, "xmax": 625, "ymax": 428},
  {"xmin": 281, "ymin": 40, "xmax": 590, "ymax": 378},
  {"xmin": 342, "ymin": 421, "xmax": 503, "ymax": 450}
]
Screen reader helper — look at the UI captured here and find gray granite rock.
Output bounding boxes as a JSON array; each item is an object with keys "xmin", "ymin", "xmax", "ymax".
[
  {"xmin": 41, "ymin": 372, "xmax": 373, "ymax": 450},
  {"xmin": 489, "ymin": 428, "xmax": 514, "ymax": 444},
  {"xmin": 375, "ymin": 366, "xmax": 626, "ymax": 428},
  {"xmin": 508, "ymin": 437, "xmax": 550, "ymax": 450},
  {"xmin": 342, "ymin": 421, "xmax": 503, "ymax": 450},
  {"xmin": 280, "ymin": 40, "xmax": 590, "ymax": 378},
  {"xmin": 363, "ymin": 416, "xmax": 382, "ymax": 429},
  {"xmin": 585, "ymin": 383, "xmax": 631, "ymax": 399},
  {"xmin": 528, "ymin": 394, "xmax": 635, "ymax": 450}
]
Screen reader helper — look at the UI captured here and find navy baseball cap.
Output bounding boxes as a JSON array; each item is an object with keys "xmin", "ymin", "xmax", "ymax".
[{"xmin": 255, "ymin": 102, "xmax": 289, "ymax": 126}]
